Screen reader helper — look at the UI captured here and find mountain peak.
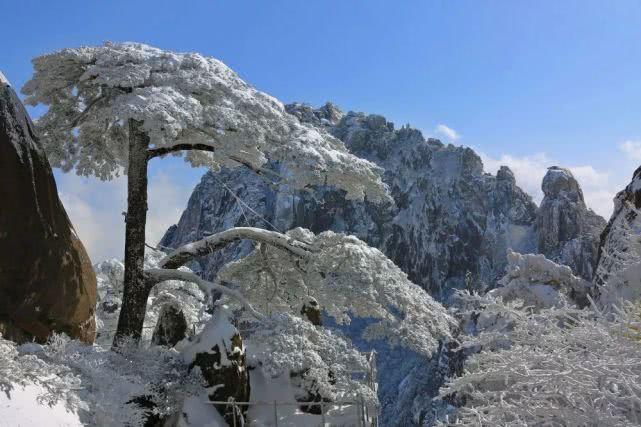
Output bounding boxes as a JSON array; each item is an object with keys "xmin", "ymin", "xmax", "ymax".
[
  {"xmin": 542, "ymin": 166, "xmax": 583, "ymax": 202},
  {"xmin": 496, "ymin": 165, "xmax": 516, "ymax": 183},
  {"xmin": 285, "ymin": 102, "xmax": 344, "ymax": 126}
]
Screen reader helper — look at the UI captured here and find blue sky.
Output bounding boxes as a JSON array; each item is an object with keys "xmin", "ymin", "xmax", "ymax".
[{"xmin": 2, "ymin": 0, "xmax": 641, "ymax": 261}]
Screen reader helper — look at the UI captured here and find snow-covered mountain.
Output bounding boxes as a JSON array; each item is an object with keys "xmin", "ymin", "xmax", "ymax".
[
  {"xmin": 159, "ymin": 103, "xmax": 607, "ymax": 425},
  {"xmin": 595, "ymin": 166, "xmax": 641, "ymax": 304},
  {"xmin": 536, "ymin": 166, "xmax": 605, "ymax": 283},
  {"xmin": 161, "ymin": 103, "xmax": 604, "ymax": 296}
]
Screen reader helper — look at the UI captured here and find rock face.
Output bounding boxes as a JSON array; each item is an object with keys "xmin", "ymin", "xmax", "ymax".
[
  {"xmin": 181, "ymin": 307, "xmax": 250, "ymax": 426},
  {"xmin": 594, "ymin": 166, "xmax": 641, "ymax": 304},
  {"xmin": 536, "ymin": 167, "xmax": 606, "ymax": 282},
  {"xmin": 160, "ymin": 109, "xmax": 604, "ymax": 297},
  {"xmin": 159, "ymin": 103, "xmax": 606, "ymax": 425},
  {"xmin": 151, "ymin": 305, "xmax": 188, "ymax": 347},
  {"xmin": 0, "ymin": 73, "xmax": 96, "ymax": 343},
  {"xmin": 161, "ymin": 103, "xmax": 540, "ymax": 300}
]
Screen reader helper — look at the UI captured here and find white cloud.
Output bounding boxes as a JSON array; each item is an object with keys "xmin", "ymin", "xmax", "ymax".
[
  {"xmin": 56, "ymin": 168, "xmax": 195, "ymax": 263},
  {"xmin": 434, "ymin": 124, "xmax": 460, "ymax": 142},
  {"xmin": 57, "ymin": 173, "xmax": 126, "ymax": 264},
  {"xmin": 620, "ymin": 140, "xmax": 641, "ymax": 161},
  {"xmin": 479, "ymin": 152, "xmax": 550, "ymax": 202},
  {"xmin": 479, "ymin": 151, "xmax": 617, "ymax": 219},
  {"xmin": 147, "ymin": 171, "xmax": 191, "ymax": 249}
]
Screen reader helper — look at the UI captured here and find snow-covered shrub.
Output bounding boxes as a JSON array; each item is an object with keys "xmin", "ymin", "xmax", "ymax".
[
  {"xmin": 244, "ymin": 312, "xmax": 377, "ymax": 405},
  {"xmin": 440, "ymin": 296, "xmax": 641, "ymax": 426},
  {"xmin": 1, "ymin": 333, "xmax": 200, "ymax": 426},
  {"xmin": 599, "ymin": 260, "xmax": 641, "ymax": 308},
  {"xmin": 489, "ymin": 250, "xmax": 590, "ymax": 309},
  {"xmin": 0, "ymin": 335, "xmax": 80, "ymax": 409},
  {"xmin": 148, "ymin": 226, "xmax": 455, "ymax": 420}
]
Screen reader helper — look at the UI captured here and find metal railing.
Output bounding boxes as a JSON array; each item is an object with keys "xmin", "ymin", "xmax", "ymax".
[{"xmin": 207, "ymin": 397, "xmax": 378, "ymax": 427}]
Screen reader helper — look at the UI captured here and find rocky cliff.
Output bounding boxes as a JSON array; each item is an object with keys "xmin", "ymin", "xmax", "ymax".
[
  {"xmin": 536, "ymin": 166, "xmax": 606, "ymax": 282},
  {"xmin": 161, "ymin": 103, "xmax": 545, "ymax": 299},
  {"xmin": 161, "ymin": 104, "xmax": 605, "ymax": 294},
  {"xmin": 594, "ymin": 166, "xmax": 641, "ymax": 304},
  {"xmin": 0, "ymin": 72, "xmax": 96, "ymax": 343},
  {"xmin": 159, "ymin": 103, "xmax": 607, "ymax": 424}
]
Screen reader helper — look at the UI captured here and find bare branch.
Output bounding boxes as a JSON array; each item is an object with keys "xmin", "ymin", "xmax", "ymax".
[
  {"xmin": 147, "ymin": 144, "xmax": 279, "ymax": 180},
  {"xmin": 147, "ymin": 142, "xmax": 215, "ymax": 159},
  {"xmin": 159, "ymin": 226, "xmax": 313, "ymax": 269}
]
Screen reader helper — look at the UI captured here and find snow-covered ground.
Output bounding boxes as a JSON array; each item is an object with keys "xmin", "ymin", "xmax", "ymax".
[{"xmin": 0, "ymin": 384, "xmax": 83, "ymax": 427}]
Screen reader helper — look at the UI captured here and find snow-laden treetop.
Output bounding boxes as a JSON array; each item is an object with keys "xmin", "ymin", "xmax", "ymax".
[{"xmin": 22, "ymin": 42, "xmax": 389, "ymax": 202}]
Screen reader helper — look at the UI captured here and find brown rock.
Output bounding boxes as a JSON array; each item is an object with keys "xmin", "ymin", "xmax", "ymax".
[{"xmin": 0, "ymin": 73, "xmax": 96, "ymax": 343}]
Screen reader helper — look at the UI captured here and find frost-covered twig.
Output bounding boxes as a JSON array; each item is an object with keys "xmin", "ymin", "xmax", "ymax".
[
  {"xmin": 440, "ymin": 294, "xmax": 641, "ymax": 426},
  {"xmin": 145, "ymin": 268, "xmax": 266, "ymax": 321}
]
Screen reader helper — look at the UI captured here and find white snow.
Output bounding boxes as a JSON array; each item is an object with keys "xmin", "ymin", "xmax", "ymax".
[
  {"xmin": 444, "ymin": 294, "xmax": 641, "ymax": 425},
  {"xmin": 0, "ymin": 71, "xmax": 9, "ymax": 86},
  {"xmin": 179, "ymin": 305, "xmax": 240, "ymax": 367},
  {"xmin": 246, "ymin": 370, "xmax": 372, "ymax": 426},
  {"xmin": 490, "ymin": 250, "xmax": 588, "ymax": 309},
  {"xmin": 173, "ymin": 396, "xmax": 226, "ymax": 427},
  {"xmin": 0, "ymin": 384, "xmax": 82, "ymax": 427}
]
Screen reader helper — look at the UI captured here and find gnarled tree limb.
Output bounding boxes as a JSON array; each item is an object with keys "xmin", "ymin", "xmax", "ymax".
[
  {"xmin": 144, "ymin": 268, "xmax": 266, "ymax": 321},
  {"xmin": 159, "ymin": 226, "xmax": 313, "ymax": 269}
]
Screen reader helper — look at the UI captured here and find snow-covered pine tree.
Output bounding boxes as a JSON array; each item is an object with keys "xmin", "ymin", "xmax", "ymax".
[
  {"xmin": 153, "ymin": 227, "xmax": 454, "ymax": 356},
  {"xmin": 21, "ymin": 42, "xmax": 389, "ymax": 346},
  {"xmin": 148, "ymin": 226, "xmax": 455, "ymax": 418}
]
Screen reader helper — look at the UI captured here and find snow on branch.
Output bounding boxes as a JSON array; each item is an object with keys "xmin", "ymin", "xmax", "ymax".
[
  {"xmin": 488, "ymin": 250, "xmax": 590, "ymax": 310},
  {"xmin": 22, "ymin": 42, "xmax": 390, "ymax": 201},
  {"xmin": 159, "ymin": 226, "xmax": 314, "ymax": 269},
  {"xmin": 441, "ymin": 294, "xmax": 641, "ymax": 426},
  {"xmin": 245, "ymin": 312, "xmax": 378, "ymax": 404},
  {"xmin": 144, "ymin": 268, "xmax": 266, "ymax": 321},
  {"xmin": 218, "ymin": 228, "xmax": 456, "ymax": 357},
  {"xmin": 0, "ymin": 334, "xmax": 199, "ymax": 426}
]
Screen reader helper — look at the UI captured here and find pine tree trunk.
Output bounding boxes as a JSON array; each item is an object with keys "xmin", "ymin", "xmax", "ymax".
[{"xmin": 113, "ymin": 119, "xmax": 151, "ymax": 348}]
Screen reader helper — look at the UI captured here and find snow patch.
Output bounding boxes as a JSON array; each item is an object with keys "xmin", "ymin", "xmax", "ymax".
[
  {"xmin": 0, "ymin": 384, "xmax": 83, "ymax": 427},
  {"xmin": 0, "ymin": 71, "xmax": 9, "ymax": 86}
]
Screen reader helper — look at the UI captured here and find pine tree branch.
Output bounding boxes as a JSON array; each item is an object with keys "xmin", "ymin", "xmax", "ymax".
[
  {"xmin": 159, "ymin": 226, "xmax": 313, "ymax": 269},
  {"xmin": 144, "ymin": 268, "xmax": 266, "ymax": 321}
]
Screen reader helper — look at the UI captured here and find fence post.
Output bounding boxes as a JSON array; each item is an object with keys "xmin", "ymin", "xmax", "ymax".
[
  {"xmin": 232, "ymin": 401, "xmax": 237, "ymax": 427},
  {"xmin": 320, "ymin": 401, "xmax": 326, "ymax": 426},
  {"xmin": 273, "ymin": 400, "xmax": 278, "ymax": 427}
]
